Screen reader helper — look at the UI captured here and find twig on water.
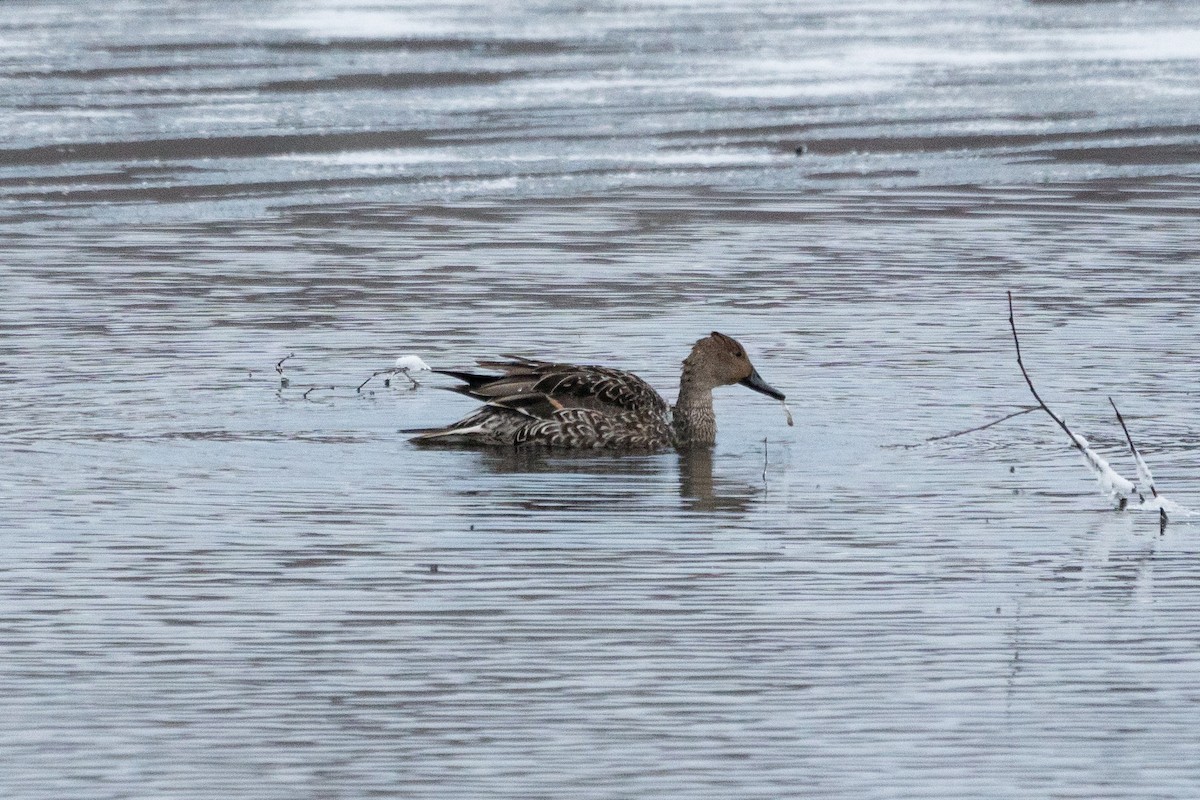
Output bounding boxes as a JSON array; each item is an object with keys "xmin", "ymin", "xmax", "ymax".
[
  {"xmin": 893, "ymin": 405, "xmax": 1042, "ymax": 448},
  {"xmin": 358, "ymin": 356, "xmax": 431, "ymax": 393},
  {"xmin": 302, "ymin": 386, "xmax": 335, "ymax": 400},
  {"xmin": 276, "ymin": 353, "xmax": 295, "ymax": 388},
  {"xmin": 762, "ymin": 437, "xmax": 768, "ymax": 490},
  {"xmin": 357, "ymin": 369, "xmax": 393, "ymax": 393}
]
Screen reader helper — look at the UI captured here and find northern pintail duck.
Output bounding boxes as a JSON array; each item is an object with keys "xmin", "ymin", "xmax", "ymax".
[{"xmin": 406, "ymin": 332, "xmax": 785, "ymax": 450}]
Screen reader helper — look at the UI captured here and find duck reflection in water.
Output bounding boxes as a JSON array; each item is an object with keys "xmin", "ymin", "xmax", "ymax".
[
  {"xmin": 677, "ymin": 447, "xmax": 758, "ymax": 513},
  {"xmin": 473, "ymin": 447, "xmax": 758, "ymax": 514}
]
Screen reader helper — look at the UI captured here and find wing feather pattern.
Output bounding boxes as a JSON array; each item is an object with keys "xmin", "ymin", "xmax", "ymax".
[{"xmin": 414, "ymin": 358, "xmax": 672, "ymax": 449}]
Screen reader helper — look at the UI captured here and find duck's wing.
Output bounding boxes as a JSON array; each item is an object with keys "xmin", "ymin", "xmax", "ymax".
[{"xmin": 435, "ymin": 360, "xmax": 668, "ymax": 416}]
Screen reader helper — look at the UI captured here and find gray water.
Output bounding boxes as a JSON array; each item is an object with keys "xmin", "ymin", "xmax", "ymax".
[{"xmin": 4, "ymin": 1, "xmax": 1200, "ymax": 797}]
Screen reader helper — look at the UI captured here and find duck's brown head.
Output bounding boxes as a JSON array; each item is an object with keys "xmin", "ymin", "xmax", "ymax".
[{"xmin": 683, "ymin": 331, "xmax": 785, "ymax": 400}]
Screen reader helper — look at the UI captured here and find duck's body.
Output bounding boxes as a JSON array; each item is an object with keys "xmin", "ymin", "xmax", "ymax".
[{"xmin": 406, "ymin": 332, "xmax": 784, "ymax": 451}]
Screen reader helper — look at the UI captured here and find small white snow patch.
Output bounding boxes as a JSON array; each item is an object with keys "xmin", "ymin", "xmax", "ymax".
[{"xmin": 395, "ymin": 355, "xmax": 431, "ymax": 372}]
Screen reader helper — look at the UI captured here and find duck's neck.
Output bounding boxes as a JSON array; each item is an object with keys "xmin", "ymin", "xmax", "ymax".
[{"xmin": 672, "ymin": 373, "xmax": 716, "ymax": 448}]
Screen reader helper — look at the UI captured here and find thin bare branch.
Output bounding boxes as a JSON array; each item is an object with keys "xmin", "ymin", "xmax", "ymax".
[
  {"xmin": 1109, "ymin": 396, "xmax": 1157, "ymax": 498},
  {"xmin": 1008, "ymin": 293, "xmax": 1145, "ymax": 507},
  {"xmin": 356, "ymin": 369, "xmax": 393, "ymax": 393},
  {"xmin": 1008, "ymin": 292, "xmax": 1083, "ymax": 452},
  {"xmin": 302, "ymin": 385, "xmax": 335, "ymax": 400},
  {"xmin": 1110, "ymin": 396, "xmax": 1167, "ymax": 529},
  {"xmin": 892, "ymin": 405, "xmax": 1042, "ymax": 448},
  {"xmin": 762, "ymin": 437, "xmax": 768, "ymax": 488}
]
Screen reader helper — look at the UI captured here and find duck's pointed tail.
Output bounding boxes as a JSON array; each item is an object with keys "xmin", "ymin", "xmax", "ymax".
[
  {"xmin": 403, "ymin": 423, "xmax": 496, "ymax": 446},
  {"xmin": 431, "ymin": 368, "xmax": 494, "ymax": 390}
]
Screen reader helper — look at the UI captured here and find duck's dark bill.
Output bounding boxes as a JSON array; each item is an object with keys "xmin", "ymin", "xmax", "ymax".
[{"xmin": 740, "ymin": 368, "xmax": 785, "ymax": 401}]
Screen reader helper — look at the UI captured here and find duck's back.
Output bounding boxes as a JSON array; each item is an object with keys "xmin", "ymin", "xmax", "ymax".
[
  {"xmin": 498, "ymin": 361, "xmax": 667, "ymax": 414},
  {"xmin": 409, "ymin": 358, "xmax": 672, "ymax": 449}
]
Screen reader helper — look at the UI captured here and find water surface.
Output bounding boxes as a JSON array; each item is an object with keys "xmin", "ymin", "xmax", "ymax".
[{"xmin": 4, "ymin": 1, "xmax": 1200, "ymax": 798}]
